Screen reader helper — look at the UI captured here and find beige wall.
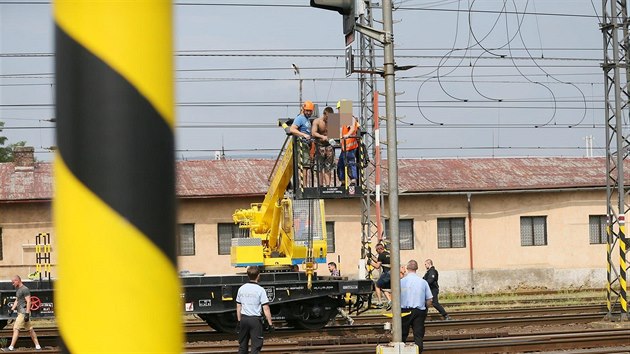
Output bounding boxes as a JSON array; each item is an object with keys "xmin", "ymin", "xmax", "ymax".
[
  {"xmin": 0, "ymin": 189, "xmax": 619, "ymax": 292},
  {"xmin": 391, "ymin": 191, "xmax": 612, "ymax": 292},
  {"xmin": 0, "ymin": 202, "xmax": 54, "ymax": 279},
  {"xmin": 324, "ymin": 198, "xmax": 364, "ymax": 275},
  {"xmin": 175, "ymin": 189, "xmax": 614, "ymax": 292},
  {"xmin": 389, "ymin": 191, "xmax": 608, "ymax": 270},
  {"xmin": 176, "ymin": 197, "xmax": 260, "ymax": 275}
]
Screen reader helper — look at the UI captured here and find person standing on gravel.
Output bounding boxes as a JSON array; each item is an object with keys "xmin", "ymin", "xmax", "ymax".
[
  {"xmin": 400, "ymin": 260, "xmax": 433, "ymax": 351},
  {"xmin": 236, "ymin": 266, "xmax": 273, "ymax": 354},
  {"xmin": 3, "ymin": 275, "xmax": 41, "ymax": 351},
  {"xmin": 423, "ymin": 259, "xmax": 453, "ymax": 320}
]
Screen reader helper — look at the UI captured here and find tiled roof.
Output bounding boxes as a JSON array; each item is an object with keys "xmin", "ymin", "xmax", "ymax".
[
  {"xmin": 0, "ymin": 157, "xmax": 622, "ymax": 202},
  {"xmin": 176, "ymin": 159, "xmax": 275, "ymax": 198},
  {"xmin": 0, "ymin": 163, "xmax": 53, "ymax": 202},
  {"xmin": 396, "ymin": 157, "xmax": 615, "ymax": 193}
]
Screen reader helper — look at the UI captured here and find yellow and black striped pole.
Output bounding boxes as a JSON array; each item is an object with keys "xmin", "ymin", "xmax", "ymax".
[
  {"xmin": 606, "ymin": 220, "xmax": 613, "ymax": 317},
  {"xmin": 619, "ymin": 218, "xmax": 628, "ymax": 320},
  {"xmin": 53, "ymin": 2, "xmax": 182, "ymax": 352}
]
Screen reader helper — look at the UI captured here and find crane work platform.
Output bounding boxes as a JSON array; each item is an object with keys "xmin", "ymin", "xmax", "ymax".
[
  {"xmin": 281, "ymin": 118, "xmax": 365, "ymax": 200},
  {"xmin": 230, "ymin": 116, "xmax": 365, "ymax": 271},
  {"xmin": 292, "ymin": 135, "xmax": 364, "ymax": 199}
]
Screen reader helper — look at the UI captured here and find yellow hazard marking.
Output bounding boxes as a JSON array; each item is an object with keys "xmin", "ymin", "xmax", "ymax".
[
  {"xmin": 54, "ymin": 1, "xmax": 174, "ymax": 126},
  {"xmin": 382, "ymin": 312, "xmax": 411, "ymax": 318},
  {"xmin": 54, "ymin": 156, "xmax": 182, "ymax": 353}
]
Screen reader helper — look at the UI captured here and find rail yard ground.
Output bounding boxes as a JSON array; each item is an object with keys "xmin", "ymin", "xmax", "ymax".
[{"xmin": 2, "ymin": 288, "xmax": 628, "ymax": 353}]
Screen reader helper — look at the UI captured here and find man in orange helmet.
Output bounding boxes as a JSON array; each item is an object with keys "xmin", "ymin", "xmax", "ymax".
[{"xmin": 290, "ymin": 100, "xmax": 315, "ymax": 186}]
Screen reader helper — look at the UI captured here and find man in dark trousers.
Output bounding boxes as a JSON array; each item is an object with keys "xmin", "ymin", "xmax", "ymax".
[
  {"xmin": 236, "ymin": 266, "xmax": 274, "ymax": 354},
  {"xmin": 371, "ymin": 243, "xmax": 392, "ymax": 308},
  {"xmin": 400, "ymin": 260, "xmax": 433, "ymax": 351},
  {"xmin": 423, "ymin": 259, "xmax": 452, "ymax": 320}
]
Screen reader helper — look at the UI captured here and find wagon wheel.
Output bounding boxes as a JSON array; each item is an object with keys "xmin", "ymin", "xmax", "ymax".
[
  {"xmin": 199, "ymin": 312, "xmax": 238, "ymax": 334},
  {"xmin": 289, "ymin": 298, "xmax": 338, "ymax": 330}
]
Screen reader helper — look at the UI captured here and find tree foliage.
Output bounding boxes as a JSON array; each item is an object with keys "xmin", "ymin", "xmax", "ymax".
[{"xmin": 0, "ymin": 121, "xmax": 27, "ymax": 162}]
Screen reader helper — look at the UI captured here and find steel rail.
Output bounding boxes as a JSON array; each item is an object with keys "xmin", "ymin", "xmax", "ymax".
[{"xmin": 183, "ymin": 328, "xmax": 630, "ymax": 353}]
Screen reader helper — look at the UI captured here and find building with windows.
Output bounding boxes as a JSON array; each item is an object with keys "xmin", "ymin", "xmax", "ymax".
[{"xmin": 0, "ymin": 148, "xmax": 623, "ymax": 293}]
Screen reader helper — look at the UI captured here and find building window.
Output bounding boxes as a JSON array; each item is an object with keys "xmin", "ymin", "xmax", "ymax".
[
  {"xmin": 218, "ymin": 223, "xmax": 240, "ymax": 255},
  {"xmin": 589, "ymin": 215, "xmax": 607, "ymax": 244},
  {"xmin": 520, "ymin": 216, "xmax": 547, "ymax": 246},
  {"xmin": 326, "ymin": 221, "xmax": 336, "ymax": 253},
  {"xmin": 437, "ymin": 218, "xmax": 466, "ymax": 248},
  {"xmin": 177, "ymin": 224, "xmax": 195, "ymax": 256},
  {"xmin": 384, "ymin": 219, "xmax": 414, "ymax": 250}
]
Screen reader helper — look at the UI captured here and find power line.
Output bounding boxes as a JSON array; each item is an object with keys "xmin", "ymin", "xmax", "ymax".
[
  {"xmin": 0, "ymin": 123, "xmax": 610, "ymax": 130},
  {"xmin": 0, "ymin": 51, "xmax": 603, "ymax": 62},
  {"xmin": 0, "ymin": 101, "xmax": 607, "ymax": 109},
  {"xmin": 0, "ymin": 1, "xmax": 601, "ymax": 19},
  {"xmin": 396, "ymin": 5, "xmax": 599, "ymax": 19}
]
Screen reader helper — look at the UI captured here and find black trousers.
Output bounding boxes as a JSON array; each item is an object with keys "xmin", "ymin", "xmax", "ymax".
[
  {"xmin": 238, "ymin": 315, "xmax": 264, "ymax": 354},
  {"xmin": 431, "ymin": 288, "xmax": 448, "ymax": 317},
  {"xmin": 401, "ymin": 308, "xmax": 428, "ymax": 351}
]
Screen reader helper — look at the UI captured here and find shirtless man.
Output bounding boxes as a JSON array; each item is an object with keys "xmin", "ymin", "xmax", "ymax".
[{"xmin": 311, "ymin": 106, "xmax": 335, "ymax": 186}]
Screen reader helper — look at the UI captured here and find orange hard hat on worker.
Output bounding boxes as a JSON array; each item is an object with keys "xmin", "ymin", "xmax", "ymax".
[{"xmin": 303, "ymin": 100, "xmax": 315, "ymax": 111}]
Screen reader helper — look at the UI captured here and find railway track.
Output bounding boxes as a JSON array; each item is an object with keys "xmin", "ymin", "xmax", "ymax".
[
  {"xmin": 181, "ymin": 328, "xmax": 630, "ymax": 353},
  {"xmin": 183, "ymin": 303, "xmax": 619, "ymax": 334},
  {"xmin": 184, "ymin": 310, "xmax": 619, "ymax": 342},
  {"xmin": 4, "ymin": 304, "xmax": 626, "ymax": 353},
  {"xmin": 15, "ymin": 303, "xmax": 611, "ymax": 337},
  {"xmin": 441, "ymin": 295, "xmax": 604, "ymax": 309},
  {"xmin": 10, "ymin": 328, "xmax": 629, "ymax": 354}
]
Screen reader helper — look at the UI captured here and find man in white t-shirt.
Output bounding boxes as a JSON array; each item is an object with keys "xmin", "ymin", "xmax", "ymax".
[{"xmin": 236, "ymin": 266, "xmax": 274, "ymax": 354}]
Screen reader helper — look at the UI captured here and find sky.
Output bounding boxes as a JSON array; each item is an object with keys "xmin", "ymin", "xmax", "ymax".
[{"xmin": 0, "ymin": 1, "xmax": 609, "ymax": 162}]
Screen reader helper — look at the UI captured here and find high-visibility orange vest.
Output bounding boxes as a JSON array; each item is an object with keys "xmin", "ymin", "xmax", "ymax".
[{"xmin": 341, "ymin": 120, "xmax": 360, "ymax": 151}]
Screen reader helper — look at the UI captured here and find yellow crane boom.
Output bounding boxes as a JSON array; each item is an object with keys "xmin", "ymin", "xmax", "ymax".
[{"xmin": 231, "ymin": 123, "xmax": 327, "ymax": 273}]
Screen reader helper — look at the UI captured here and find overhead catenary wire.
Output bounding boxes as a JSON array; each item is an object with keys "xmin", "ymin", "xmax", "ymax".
[
  {"xmin": 0, "ymin": 122, "xmax": 612, "ymax": 130},
  {"xmin": 0, "ymin": 1, "xmax": 605, "ymax": 19},
  {"xmin": 510, "ymin": 1, "xmax": 588, "ymax": 128},
  {"xmin": 0, "ymin": 1, "xmax": 613, "ymax": 160},
  {"xmin": 26, "ymin": 145, "xmax": 607, "ymax": 158},
  {"xmin": 499, "ymin": 0, "xmax": 558, "ymax": 127}
]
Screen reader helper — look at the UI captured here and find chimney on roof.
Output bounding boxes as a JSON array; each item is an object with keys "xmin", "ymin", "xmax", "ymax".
[{"xmin": 14, "ymin": 146, "xmax": 35, "ymax": 171}]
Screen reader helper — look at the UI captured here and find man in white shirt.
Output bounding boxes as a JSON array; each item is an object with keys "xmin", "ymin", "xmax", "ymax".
[
  {"xmin": 400, "ymin": 260, "xmax": 433, "ymax": 352},
  {"xmin": 236, "ymin": 266, "xmax": 274, "ymax": 354}
]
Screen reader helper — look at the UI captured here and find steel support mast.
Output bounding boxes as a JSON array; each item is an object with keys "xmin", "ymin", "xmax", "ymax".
[
  {"xmin": 357, "ymin": 1, "xmax": 384, "ymax": 271},
  {"xmin": 381, "ymin": 0, "xmax": 403, "ymax": 342},
  {"xmin": 352, "ymin": 0, "xmax": 402, "ymax": 343},
  {"xmin": 601, "ymin": 0, "xmax": 629, "ymax": 321}
]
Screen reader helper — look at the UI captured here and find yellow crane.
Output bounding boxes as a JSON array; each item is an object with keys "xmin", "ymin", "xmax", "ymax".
[{"xmin": 231, "ymin": 122, "xmax": 327, "ymax": 287}]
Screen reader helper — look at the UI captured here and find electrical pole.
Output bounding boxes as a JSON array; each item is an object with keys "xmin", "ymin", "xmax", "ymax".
[
  {"xmin": 381, "ymin": 0, "xmax": 402, "ymax": 342},
  {"xmin": 358, "ymin": 0, "xmax": 383, "ymax": 274},
  {"xmin": 310, "ymin": 0, "xmax": 404, "ymax": 345},
  {"xmin": 601, "ymin": 0, "xmax": 629, "ymax": 322},
  {"xmin": 292, "ymin": 63, "xmax": 303, "ymax": 107}
]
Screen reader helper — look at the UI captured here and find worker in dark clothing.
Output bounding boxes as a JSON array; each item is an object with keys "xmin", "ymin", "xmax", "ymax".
[
  {"xmin": 236, "ymin": 266, "xmax": 274, "ymax": 354},
  {"xmin": 423, "ymin": 259, "xmax": 452, "ymax": 321},
  {"xmin": 371, "ymin": 243, "xmax": 392, "ymax": 308}
]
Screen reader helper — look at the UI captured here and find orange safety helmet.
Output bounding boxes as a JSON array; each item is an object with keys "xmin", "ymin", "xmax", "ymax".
[{"xmin": 303, "ymin": 100, "xmax": 315, "ymax": 111}]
